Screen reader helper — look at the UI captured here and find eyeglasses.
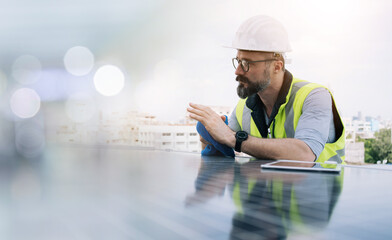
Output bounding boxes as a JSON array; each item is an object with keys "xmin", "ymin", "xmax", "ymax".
[{"xmin": 232, "ymin": 57, "xmax": 276, "ymax": 72}]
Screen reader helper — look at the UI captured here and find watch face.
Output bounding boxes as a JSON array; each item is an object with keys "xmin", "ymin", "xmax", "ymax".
[{"xmin": 236, "ymin": 131, "xmax": 248, "ymax": 140}]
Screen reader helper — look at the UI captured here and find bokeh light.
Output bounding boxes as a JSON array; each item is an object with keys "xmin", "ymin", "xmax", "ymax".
[
  {"xmin": 135, "ymin": 59, "xmax": 187, "ymax": 121},
  {"xmin": 93, "ymin": 65, "xmax": 125, "ymax": 96},
  {"xmin": 63, "ymin": 46, "xmax": 95, "ymax": 76},
  {"xmin": 65, "ymin": 92, "xmax": 96, "ymax": 123},
  {"xmin": 10, "ymin": 88, "xmax": 41, "ymax": 119},
  {"xmin": 11, "ymin": 55, "xmax": 42, "ymax": 84}
]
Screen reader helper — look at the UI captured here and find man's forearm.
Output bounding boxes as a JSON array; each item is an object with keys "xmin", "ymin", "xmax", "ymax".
[
  {"xmin": 188, "ymin": 103, "xmax": 316, "ymax": 161},
  {"xmin": 237, "ymin": 136, "xmax": 316, "ymax": 161}
]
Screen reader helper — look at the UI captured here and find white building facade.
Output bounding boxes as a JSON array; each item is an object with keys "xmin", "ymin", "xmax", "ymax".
[{"xmin": 137, "ymin": 125, "xmax": 200, "ymax": 152}]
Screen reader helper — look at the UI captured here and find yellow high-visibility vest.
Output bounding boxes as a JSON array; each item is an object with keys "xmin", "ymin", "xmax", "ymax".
[{"xmin": 235, "ymin": 78, "xmax": 345, "ymax": 163}]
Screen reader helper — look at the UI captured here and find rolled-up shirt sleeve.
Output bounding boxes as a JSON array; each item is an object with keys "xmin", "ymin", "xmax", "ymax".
[{"xmin": 294, "ymin": 87, "xmax": 334, "ymax": 159}]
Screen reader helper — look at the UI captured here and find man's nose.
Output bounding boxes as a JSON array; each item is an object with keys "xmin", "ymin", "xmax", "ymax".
[{"xmin": 235, "ymin": 64, "xmax": 245, "ymax": 75}]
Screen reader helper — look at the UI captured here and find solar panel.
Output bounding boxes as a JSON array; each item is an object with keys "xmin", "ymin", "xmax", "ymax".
[{"xmin": 1, "ymin": 146, "xmax": 391, "ymax": 239}]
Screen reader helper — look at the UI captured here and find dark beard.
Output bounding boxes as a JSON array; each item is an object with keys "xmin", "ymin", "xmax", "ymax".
[{"xmin": 236, "ymin": 70, "xmax": 271, "ymax": 99}]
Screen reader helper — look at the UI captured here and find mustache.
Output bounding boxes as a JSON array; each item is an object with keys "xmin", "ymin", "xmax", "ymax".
[{"xmin": 236, "ymin": 75, "xmax": 250, "ymax": 83}]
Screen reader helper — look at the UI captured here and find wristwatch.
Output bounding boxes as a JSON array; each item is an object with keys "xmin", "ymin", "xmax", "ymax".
[{"xmin": 235, "ymin": 131, "xmax": 248, "ymax": 152}]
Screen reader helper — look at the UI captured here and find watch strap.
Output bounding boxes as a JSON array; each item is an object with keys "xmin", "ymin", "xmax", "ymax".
[{"xmin": 235, "ymin": 139, "xmax": 242, "ymax": 152}]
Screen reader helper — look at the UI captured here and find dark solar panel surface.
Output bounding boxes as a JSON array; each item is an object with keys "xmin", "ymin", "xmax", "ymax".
[{"xmin": 0, "ymin": 145, "xmax": 391, "ymax": 239}]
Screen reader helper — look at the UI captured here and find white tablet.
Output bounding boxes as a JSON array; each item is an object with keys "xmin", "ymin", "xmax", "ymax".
[{"xmin": 261, "ymin": 160, "xmax": 341, "ymax": 173}]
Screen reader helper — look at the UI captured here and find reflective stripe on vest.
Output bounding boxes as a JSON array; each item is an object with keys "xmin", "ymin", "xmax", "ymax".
[{"xmin": 235, "ymin": 78, "xmax": 345, "ymax": 164}]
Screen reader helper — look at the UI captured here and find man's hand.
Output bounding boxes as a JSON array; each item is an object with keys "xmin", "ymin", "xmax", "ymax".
[
  {"xmin": 199, "ymin": 115, "xmax": 227, "ymax": 149},
  {"xmin": 187, "ymin": 103, "xmax": 235, "ymax": 147}
]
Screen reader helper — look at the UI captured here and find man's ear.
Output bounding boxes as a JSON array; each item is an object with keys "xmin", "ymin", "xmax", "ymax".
[{"xmin": 274, "ymin": 60, "xmax": 283, "ymax": 73}]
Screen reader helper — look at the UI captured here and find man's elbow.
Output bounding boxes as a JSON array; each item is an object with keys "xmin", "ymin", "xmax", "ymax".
[
  {"xmin": 304, "ymin": 151, "xmax": 317, "ymax": 162},
  {"xmin": 298, "ymin": 140, "xmax": 317, "ymax": 162}
]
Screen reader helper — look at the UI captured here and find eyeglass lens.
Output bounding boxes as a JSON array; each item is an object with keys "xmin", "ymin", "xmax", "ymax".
[
  {"xmin": 232, "ymin": 58, "xmax": 248, "ymax": 72},
  {"xmin": 233, "ymin": 58, "xmax": 249, "ymax": 72}
]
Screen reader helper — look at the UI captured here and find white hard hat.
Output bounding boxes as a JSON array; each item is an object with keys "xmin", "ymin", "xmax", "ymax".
[{"xmin": 229, "ymin": 15, "xmax": 292, "ymax": 53}]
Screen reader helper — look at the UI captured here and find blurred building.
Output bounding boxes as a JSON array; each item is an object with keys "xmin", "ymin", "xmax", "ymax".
[
  {"xmin": 343, "ymin": 117, "xmax": 374, "ymax": 140},
  {"xmin": 345, "ymin": 142, "xmax": 365, "ymax": 164},
  {"xmin": 55, "ymin": 107, "xmax": 226, "ymax": 153},
  {"xmin": 138, "ymin": 124, "xmax": 200, "ymax": 152}
]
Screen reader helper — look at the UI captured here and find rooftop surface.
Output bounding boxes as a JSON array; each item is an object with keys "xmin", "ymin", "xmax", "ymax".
[{"xmin": 1, "ymin": 145, "xmax": 391, "ymax": 239}]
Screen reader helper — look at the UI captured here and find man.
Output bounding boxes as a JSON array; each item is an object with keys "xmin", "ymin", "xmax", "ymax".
[{"xmin": 187, "ymin": 15, "xmax": 345, "ymax": 163}]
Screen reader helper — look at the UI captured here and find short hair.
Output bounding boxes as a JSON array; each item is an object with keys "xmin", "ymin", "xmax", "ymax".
[{"xmin": 273, "ymin": 53, "xmax": 285, "ymax": 72}]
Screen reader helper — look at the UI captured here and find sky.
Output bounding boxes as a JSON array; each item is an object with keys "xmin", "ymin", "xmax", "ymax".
[{"xmin": 1, "ymin": 0, "xmax": 392, "ymax": 123}]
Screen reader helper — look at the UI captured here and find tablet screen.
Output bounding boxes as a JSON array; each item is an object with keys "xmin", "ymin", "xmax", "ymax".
[
  {"xmin": 261, "ymin": 160, "xmax": 341, "ymax": 173},
  {"xmin": 269, "ymin": 161, "xmax": 316, "ymax": 168}
]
